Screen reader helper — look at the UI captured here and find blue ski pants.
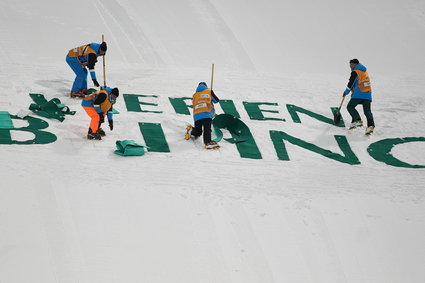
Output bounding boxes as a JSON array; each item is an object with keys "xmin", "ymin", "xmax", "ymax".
[{"xmin": 66, "ymin": 55, "xmax": 88, "ymax": 93}]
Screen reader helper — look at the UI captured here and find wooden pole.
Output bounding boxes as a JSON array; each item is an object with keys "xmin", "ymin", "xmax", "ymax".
[
  {"xmin": 210, "ymin": 64, "xmax": 216, "ymax": 117},
  {"xmin": 210, "ymin": 63, "xmax": 214, "ymax": 91},
  {"xmin": 102, "ymin": 34, "xmax": 106, "ymax": 88}
]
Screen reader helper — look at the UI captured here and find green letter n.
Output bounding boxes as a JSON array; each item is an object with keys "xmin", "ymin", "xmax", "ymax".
[{"xmin": 269, "ymin": 130, "xmax": 360, "ymax": 165}]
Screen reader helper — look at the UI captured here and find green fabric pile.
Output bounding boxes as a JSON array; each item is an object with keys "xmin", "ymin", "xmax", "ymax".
[
  {"xmin": 114, "ymin": 140, "xmax": 148, "ymax": 156},
  {"xmin": 29, "ymin": 93, "xmax": 75, "ymax": 122}
]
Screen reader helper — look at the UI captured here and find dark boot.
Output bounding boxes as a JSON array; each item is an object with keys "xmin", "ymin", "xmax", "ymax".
[
  {"xmin": 97, "ymin": 128, "xmax": 106, "ymax": 137},
  {"xmin": 87, "ymin": 132, "xmax": 102, "ymax": 140}
]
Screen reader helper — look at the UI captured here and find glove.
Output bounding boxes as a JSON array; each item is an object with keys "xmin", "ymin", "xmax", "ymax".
[
  {"xmin": 99, "ymin": 113, "xmax": 105, "ymax": 124},
  {"xmin": 93, "ymin": 79, "xmax": 100, "ymax": 87},
  {"xmin": 108, "ymin": 120, "xmax": 113, "ymax": 131},
  {"xmin": 343, "ymin": 87, "xmax": 351, "ymax": 96}
]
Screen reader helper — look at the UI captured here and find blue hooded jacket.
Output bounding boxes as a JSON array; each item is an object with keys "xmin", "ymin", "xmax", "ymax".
[
  {"xmin": 73, "ymin": 43, "xmax": 102, "ymax": 64},
  {"xmin": 193, "ymin": 84, "xmax": 218, "ymax": 121},
  {"xmin": 196, "ymin": 84, "xmax": 207, "ymax": 93},
  {"xmin": 346, "ymin": 63, "xmax": 372, "ymax": 101},
  {"xmin": 81, "ymin": 87, "xmax": 115, "ymax": 120},
  {"xmin": 67, "ymin": 43, "xmax": 103, "ymax": 81}
]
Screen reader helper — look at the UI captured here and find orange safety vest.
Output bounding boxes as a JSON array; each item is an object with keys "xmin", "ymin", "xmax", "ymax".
[
  {"xmin": 68, "ymin": 44, "xmax": 97, "ymax": 66},
  {"xmin": 353, "ymin": 69, "xmax": 372, "ymax": 92},
  {"xmin": 192, "ymin": 89, "xmax": 213, "ymax": 115},
  {"xmin": 83, "ymin": 90, "xmax": 113, "ymax": 113}
]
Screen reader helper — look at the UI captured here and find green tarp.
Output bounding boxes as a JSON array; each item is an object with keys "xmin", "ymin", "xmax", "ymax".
[
  {"xmin": 212, "ymin": 114, "xmax": 262, "ymax": 159},
  {"xmin": 367, "ymin": 137, "xmax": 425, "ymax": 168},
  {"xmin": 1, "ymin": 114, "xmax": 57, "ymax": 145},
  {"xmin": 29, "ymin": 93, "xmax": 75, "ymax": 122},
  {"xmin": 219, "ymin": 100, "xmax": 240, "ymax": 118},
  {"xmin": 139, "ymin": 122, "xmax": 170, "ymax": 152},
  {"xmin": 114, "ymin": 140, "xmax": 148, "ymax": 156},
  {"xmin": 0, "ymin": 111, "xmax": 13, "ymax": 129},
  {"xmin": 168, "ymin": 97, "xmax": 192, "ymax": 115},
  {"xmin": 213, "ymin": 114, "xmax": 252, "ymax": 143},
  {"xmin": 243, "ymin": 102, "xmax": 285, "ymax": 121},
  {"xmin": 124, "ymin": 94, "xmax": 163, "ymax": 113}
]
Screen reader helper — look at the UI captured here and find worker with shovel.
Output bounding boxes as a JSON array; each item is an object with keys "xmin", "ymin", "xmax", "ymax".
[{"xmin": 338, "ymin": 58, "xmax": 375, "ymax": 135}]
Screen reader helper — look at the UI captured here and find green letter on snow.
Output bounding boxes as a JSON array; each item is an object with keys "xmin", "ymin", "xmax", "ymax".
[
  {"xmin": 269, "ymin": 130, "xmax": 360, "ymax": 165},
  {"xmin": 0, "ymin": 112, "xmax": 57, "ymax": 145},
  {"xmin": 243, "ymin": 102, "xmax": 285, "ymax": 121},
  {"xmin": 168, "ymin": 97, "xmax": 192, "ymax": 115},
  {"xmin": 219, "ymin": 100, "xmax": 240, "ymax": 118},
  {"xmin": 286, "ymin": 104, "xmax": 345, "ymax": 127},
  {"xmin": 212, "ymin": 114, "xmax": 262, "ymax": 159},
  {"xmin": 123, "ymin": 94, "xmax": 163, "ymax": 113},
  {"xmin": 367, "ymin": 137, "xmax": 425, "ymax": 168},
  {"xmin": 139, "ymin": 122, "xmax": 170, "ymax": 152}
]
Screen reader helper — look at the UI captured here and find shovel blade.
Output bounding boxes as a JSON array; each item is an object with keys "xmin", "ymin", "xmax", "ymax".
[{"xmin": 333, "ymin": 111, "xmax": 341, "ymax": 124}]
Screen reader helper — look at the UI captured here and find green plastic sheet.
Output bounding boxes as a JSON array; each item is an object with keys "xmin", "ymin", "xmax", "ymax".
[
  {"xmin": 243, "ymin": 102, "xmax": 285, "ymax": 121},
  {"xmin": 29, "ymin": 93, "xmax": 75, "ymax": 122},
  {"xmin": 212, "ymin": 114, "xmax": 251, "ymax": 143},
  {"xmin": 218, "ymin": 100, "xmax": 240, "ymax": 118},
  {"xmin": 0, "ymin": 111, "xmax": 13, "ymax": 129},
  {"xmin": 367, "ymin": 137, "xmax": 425, "ymax": 168},
  {"xmin": 139, "ymin": 122, "xmax": 170, "ymax": 152},
  {"xmin": 114, "ymin": 140, "xmax": 148, "ymax": 156},
  {"xmin": 168, "ymin": 97, "xmax": 192, "ymax": 115},
  {"xmin": 124, "ymin": 94, "xmax": 163, "ymax": 113},
  {"xmin": 212, "ymin": 114, "xmax": 262, "ymax": 159}
]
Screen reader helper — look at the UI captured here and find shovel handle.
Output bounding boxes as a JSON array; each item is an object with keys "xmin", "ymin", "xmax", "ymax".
[
  {"xmin": 102, "ymin": 34, "xmax": 106, "ymax": 88},
  {"xmin": 338, "ymin": 95, "xmax": 346, "ymax": 110}
]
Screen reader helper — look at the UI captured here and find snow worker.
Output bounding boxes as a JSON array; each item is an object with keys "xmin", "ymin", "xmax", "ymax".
[
  {"xmin": 66, "ymin": 42, "xmax": 107, "ymax": 98},
  {"xmin": 81, "ymin": 87, "xmax": 119, "ymax": 140},
  {"xmin": 343, "ymin": 58, "xmax": 375, "ymax": 135},
  {"xmin": 190, "ymin": 82, "xmax": 220, "ymax": 148}
]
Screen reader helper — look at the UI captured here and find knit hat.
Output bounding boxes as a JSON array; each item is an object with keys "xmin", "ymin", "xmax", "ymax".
[
  {"xmin": 100, "ymin": 42, "xmax": 107, "ymax": 52},
  {"xmin": 111, "ymin": 88, "xmax": 119, "ymax": 97},
  {"xmin": 349, "ymin": 58, "xmax": 359, "ymax": 64}
]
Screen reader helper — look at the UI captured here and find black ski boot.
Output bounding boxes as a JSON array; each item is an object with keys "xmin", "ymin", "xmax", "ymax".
[
  {"xmin": 87, "ymin": 132, "xmax": 102, "ymax": 140},
  {"xmin": 97, "ymin": 128, "xmax": 106, "ymax": 137}
]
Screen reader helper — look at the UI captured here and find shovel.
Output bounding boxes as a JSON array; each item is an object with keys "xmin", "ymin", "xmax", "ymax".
[{"xmin": 333, "ymin": 95, "xmax": 346, "ymax": 124}]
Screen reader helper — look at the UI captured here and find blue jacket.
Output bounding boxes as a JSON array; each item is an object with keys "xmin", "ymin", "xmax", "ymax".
[
  {"xmin": 81, "ymin": 87, "xmax": 115, "ymax": 120},
  {"xmin": 344, "ymin": 63, "xmax": 372, "ymax": 101},
  {"xmin": 67, "ymin": 43, "xmax": 103, "ymax": 80},
  {"xmin": 193, "ymin": 84, "xmax": 218, "ymax": 121},
  {"xmin": 76, "ymin": 43, "xmax": 103, "ymax": 63}
]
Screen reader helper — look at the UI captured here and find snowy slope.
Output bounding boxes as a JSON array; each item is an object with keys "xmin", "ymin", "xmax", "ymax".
[{"xmin": 1, "ymin": 1, "xmax": 425, "ymax": 283}]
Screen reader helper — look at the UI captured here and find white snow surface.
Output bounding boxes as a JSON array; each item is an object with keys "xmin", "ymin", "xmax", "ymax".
[{"xmin": 1, "ymin": 1, "xmax": 425, "ymax": 282}]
